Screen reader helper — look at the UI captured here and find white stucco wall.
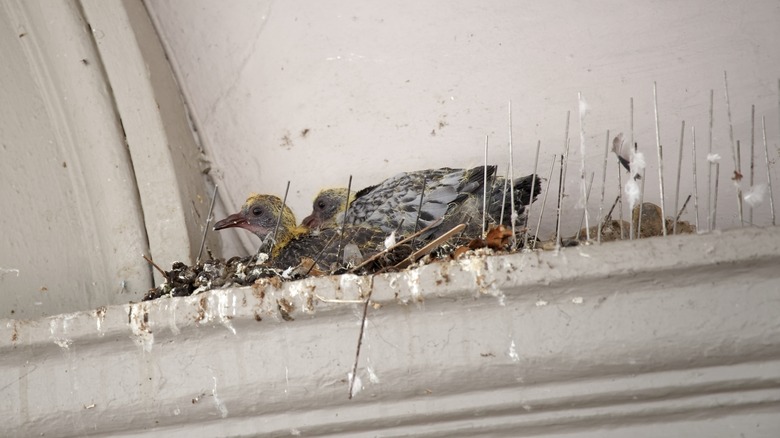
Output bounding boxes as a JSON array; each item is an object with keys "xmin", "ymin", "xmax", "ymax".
[{"xmin": 146, "ymin": 0, "xmax": 780, "ymax": 256}]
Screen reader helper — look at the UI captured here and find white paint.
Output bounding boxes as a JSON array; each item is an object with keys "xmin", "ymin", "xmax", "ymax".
[
  {"xmin": 508, "ymin": 340, "xmax": 520, "ymax": 362},
  {"xmin": 216, "ymin": 291, "xmax": 237, "ymax": 335},
  {"xmin": 212, "ymin": 377, "xmax": 229, "ymax": 418},
  {"xmin": 129, "ymin": 303, "xmax": 154, "ymax": 353},
  {"xmin": 405, "ymin": 269, "xmax": 421, "ymax": 303}
]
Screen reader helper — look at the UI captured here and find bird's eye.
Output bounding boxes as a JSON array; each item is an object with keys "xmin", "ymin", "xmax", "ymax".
[
  {"xmin": 317, "ymin": 201, "xmax": 326, "ymax": 209},
  {"xmin": 252, "ymin": 207, "xmax": 263, "ymax": 216}
]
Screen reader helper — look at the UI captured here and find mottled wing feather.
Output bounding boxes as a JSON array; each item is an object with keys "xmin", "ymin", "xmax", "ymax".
[{"xmin": 272, "ymin": 226, "xmax": 387, "ymax": 270}]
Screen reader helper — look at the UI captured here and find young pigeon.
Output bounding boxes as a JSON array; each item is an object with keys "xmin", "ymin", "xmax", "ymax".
[
  {"xmin": 301, "ymin": 166, "xmax": 541, "ymax": 240},
  {"xmin": 214, "ymin": 194, "xmax": 387, "ymax": 270}
]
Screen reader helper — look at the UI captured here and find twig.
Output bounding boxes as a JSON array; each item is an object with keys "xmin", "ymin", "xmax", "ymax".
[
  {"xmin": 393, "ymin": 224, "xmax": 466, "ymax": 270},
  {"xmin": 315, "ymin": 294, "xmax": 364, "ymax": 304},
  {"xmin": 349, "ymin": 218, "xmax": 444, "ymax": 273},
  {"xmin": 523, "ymin": 140, "xmax": 541, "ymax": 250},
  {"xmin": 673, "ymin": 121, "xmax": 685, "ymax": 235},
  {"xmin": 603, "ymin": 195, "xmax": 620, "ymax": 226},
  {"xmin": 762, "ymin": 116, "xmax": 776, "ymax": 225},
  {"xmin": 674, "ymin": 194, "xmax": 692, "ymax": 225},
  {"xmin": 304, "ymin": 232, "xmax": 340, "ymax": 276},
  {"xmin": 348, "ymin": 292, "xmax": 371, "ymax": 399},
  {"xmin": 197, "ymin": 184, "xmax": 219, "ymax": 264},
  {"xmin": 142, "ymin": 253, "xmax": 167, "ymax": 278},
  {"xmin": 653, "ymin": 82, "xmax": 667, "ymax": 236},
  {"xmin": 691, "ymin": 126, "xmax": 700, "ymax": 231},
  {"xmin": 532, "ymin": 154, "xmax": 557, "ymax": 250},
  {"xmin": 598, "ymin": 130, "xmax": 610, "ymax": 243}
]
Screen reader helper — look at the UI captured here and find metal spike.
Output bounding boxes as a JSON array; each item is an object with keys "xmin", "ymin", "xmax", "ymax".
[
  {"xmin": 532, "ymin": 154, "xmax": 557, "ymax": 250},
  {"xmin": 264, "ymin": 181, "xmax": 291, "ymax": 258},
  {"xmin": 653, "ymin": 82, "xmax": 667, "ymax": 236},
  {"xmin": 196, "ymin": 184, "xmax": 218, "ymax": 264},
  {"xmin": 691, "ymin": 126, "xmax": 700, "ymax": 231},
  {"xmin": 673, "ymin": 121, "xmax": 685, "ymax": 234},
  {"xmin": 762, "ymin": 116, "xmax": 776, "ymax": 225},
  {"xmin": 523, "ymin": 140, "xmax": 541, "ymax": 250},
  {"xmin": 598, "ymin": 130, "xmax": 610, "ymax": 243}
]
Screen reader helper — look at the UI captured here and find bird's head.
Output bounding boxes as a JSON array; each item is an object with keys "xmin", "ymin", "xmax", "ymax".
[
  {"xmin": 301, "ymin": 188, "xmax": 352, "ymax": 229},
  {"xmin": 214, "ymin": 194, "xmax": 303, "ymax": 251}
]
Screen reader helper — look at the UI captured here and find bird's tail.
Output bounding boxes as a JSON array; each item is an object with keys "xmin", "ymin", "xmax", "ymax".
[{"xmin": 487, "ymin": 174, "xmax": 542, "ymax": 226}]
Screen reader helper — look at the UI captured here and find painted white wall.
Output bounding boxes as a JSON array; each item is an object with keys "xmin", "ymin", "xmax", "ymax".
[
  {"xmin": 0, "ymin": 1, "xmax": 152, "ymax": 318},
  {"xmin": 147, "ymin": 0, "xmax": 780, "ymax": 255},
  {"xmin": 0, "ymin": 1, "xmax": 215, "ymax": 317}
]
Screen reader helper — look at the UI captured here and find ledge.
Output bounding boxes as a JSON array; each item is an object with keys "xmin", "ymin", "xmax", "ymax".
[{"xmin": 2, "ymin": 227, "xmax": 780, "ymax": 437}]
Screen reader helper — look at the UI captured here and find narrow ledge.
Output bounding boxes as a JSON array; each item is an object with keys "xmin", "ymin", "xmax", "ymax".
[{"xmin": 2, "ymin": 226, "xmax": 779, "ymax": 437}]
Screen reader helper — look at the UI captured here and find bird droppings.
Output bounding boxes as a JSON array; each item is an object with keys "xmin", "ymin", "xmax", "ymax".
[
  {"xmin": 49, "ymin": 313, "xmax": 77, "ymax": 350},
  {"xmin": 572, "ymin": 296, "xmax": 584, "ymax": 304},
  {"xmin": 94, "ymin": 306, "xmax": 107, "ymax": 334},
  {"xmin": 0, "ymin": 267, "xmax": 20, "ymax": 279},
  {"xmin": 366, "ymin": 365, "xmax": 381, "ymax": 384},
  {"xmin": 348, "ymin": 372, "xmax": 363, "ymax": 397},
  {"xmin": 508, "ymin": 340, "xmax": 520, "ymax": 362},
  {"xmin": 128, "ymin": 303, "xmax": 153, "ymax": 352},
  {"xmin": 278, "ymin": 298, "xmax": 295, "ymax": 321},
  {"xmin": 212, "ymin": 377, "xmax": 228, "ymax": 418},
  {"xmin": 535, "ymin": 299, "xmax": 549, "ymax": 307},
  {"xmin": 404, "ymin": 269, "xmax": 422, "ymax": 303}
]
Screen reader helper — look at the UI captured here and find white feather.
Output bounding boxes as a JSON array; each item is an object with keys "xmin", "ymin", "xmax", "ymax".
[
  {"xmin": 744, "ymin": 184, "xmax": 767, "ymax": 207},
  {"xmin": 630, "ymin": 151, "xmax": 646, "ymax": 175},
  {"xmin": 707, "ymin": 153, "xmax": 721, "ymax": 163},
  {"xmin": 384, "ymin": 231, "xmax": 397, "ymax": 249},
  {"xmin": 625, "ymin": 179, "xmax": 641, "ymax": 209}
]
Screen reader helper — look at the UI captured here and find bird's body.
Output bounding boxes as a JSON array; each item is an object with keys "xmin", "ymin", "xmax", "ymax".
[
  {"xmin": 302, "ymin": 166, "xmax": 542, "ymax": 240},
  {"xmin": 215, "ymin": 194, "xmax": 387, "ymax": 271}
]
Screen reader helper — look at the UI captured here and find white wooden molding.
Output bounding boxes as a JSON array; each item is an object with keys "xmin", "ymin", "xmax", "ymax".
[
  {"xmin": 2, "ymin": 227, "xmax": 779, "ymax": 436},
  {"xmin": 80, "ymin": 0, "xmax": 218, "ymax": 282},
  {"xmin": 0, "ymin": 1, "xmax": 152, "ymax": 316}
]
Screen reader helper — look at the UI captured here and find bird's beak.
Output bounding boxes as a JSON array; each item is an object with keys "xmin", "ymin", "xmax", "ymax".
[
  {"xmin": 214, "ymin": 212, "xmax": 249, "ymax": 231},
  {"xmin": 301, "ymin": 214, "xmax": 319, "ymax": 229}
]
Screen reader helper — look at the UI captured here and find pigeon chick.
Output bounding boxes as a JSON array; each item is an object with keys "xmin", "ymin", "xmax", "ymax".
[
  {"xmin": 302, "ymin": 166, "xmax": 486, "ymax": 236},
  {"xmin": 214, "ymin": 194, "xmax": 388, "ymax": 271},
  {"xmin": 302, "ymin": 166, "xmax": 542, "ymax": 240},
  {"xmin": 301, "ymin": 188, "xmax": 354, "ymax": 229}
]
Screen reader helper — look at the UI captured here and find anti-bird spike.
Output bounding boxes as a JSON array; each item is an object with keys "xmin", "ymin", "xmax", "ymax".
[{"xmin": 533, "ymin": 154, "xmax": 557, "ymax": 250}]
